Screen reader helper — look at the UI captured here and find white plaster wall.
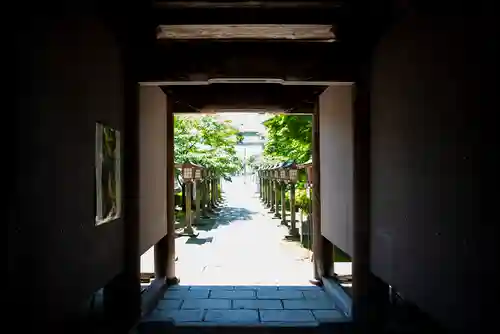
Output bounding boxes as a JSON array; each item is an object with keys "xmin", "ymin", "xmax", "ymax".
[
  {"xmin": 139, "ymin": 86, "xmax": 167, "ymax": 255},
  {"xmin": 319, "ymin": 85, "xmax": 354, "ymax": 255}
]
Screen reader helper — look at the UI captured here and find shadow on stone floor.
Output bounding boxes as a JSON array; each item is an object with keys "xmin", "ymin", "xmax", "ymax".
[
  {"xmin": 190, "ymin": 207, "xmax": 258, "ymax": 233},
  {"xmin": 137, "ymin": 284, "xmax": 351, "ymax": 331},
  {"xmin": 185, "ymin": 237, "xmax": 214, "ymax": 245}
]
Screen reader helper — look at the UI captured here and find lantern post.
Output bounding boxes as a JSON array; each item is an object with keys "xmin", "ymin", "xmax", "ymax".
[
  {"xmin": 274, "ymin": 165, "xmax": 282, "ymax": 219},
  {"xmin": 280, "ymin": 165, "xmax": 288, "ymax": 225},
  {"xmin": 179, "ymin": 163, "xmax": 196, "ymax": 236},
  {"xmin": 259, "ymin": 169, "xmax": 263, "ymax": 200},
  {"xmin": 266, "ymin": 168, "xmax": 272, "ymax": 208},
  {"xmin": 288, "ymin": 163, "xmax": 299, "ymax": 237},
  {"xmin": 194, "ymin": 165, "xmax": 203, "ymax": 225},
  {"xmin": 201, "ymin": 168, "xmax": 210, "ymax": 218}
]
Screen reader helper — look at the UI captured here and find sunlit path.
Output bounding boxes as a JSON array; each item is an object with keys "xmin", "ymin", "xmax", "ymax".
[{"xmin": 174, "ymin": 175, "xmax": 314, "ymax": 286}]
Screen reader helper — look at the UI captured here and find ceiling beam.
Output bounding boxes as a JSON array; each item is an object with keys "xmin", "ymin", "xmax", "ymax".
[
  {"xmin": 139, "ymin": 42, "xmax": 354, "ymax": 84},
  {"xmin": 156, "ymin": 24, "xmax": 335, "ymax": 41},
  {"xmin": 163, "ymin": 84, "xmax": 321, "ymax": 112}
]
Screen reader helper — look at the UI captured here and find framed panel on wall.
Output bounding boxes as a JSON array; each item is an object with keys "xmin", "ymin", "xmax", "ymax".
[{"xmin": 95, "ymin": 123, "xmax": 121, "ymax": 226}]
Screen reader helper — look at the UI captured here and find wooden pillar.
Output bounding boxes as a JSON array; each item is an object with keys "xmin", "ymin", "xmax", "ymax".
[
  {"xmin": 261, "ymin": 178, "xmax": 264, "ymax": 200},
  {"xmin": 266, "ymin": 179, "xmax": 271, "ymax": 207},
  {"xmin": 321, "ymin": 236, "xmax": 334, "ymax": 277},
  {"xmin": 164, "ymin": 98, "xmax": 177, "ymax": 284},
  {"xmin": 211, "ymin": 179, "xmax": 217, "ymax": 207},
  {"xmin": 217, "ymin": 178, "xmax": 221, "ymax": 201},
  {"xmin": 312, "ymin": 109, "xmax": 322, "ymax": 280},
  {"xmin": 307, "ymin": 185, "xmax": 313, "ymax": 249},
  {"xmin": 265, "ymin": 179, "xmax": 269, "ymax": 204},
  {"xmin": 270, "ymin": 180, "xmax": 275, "ymax": 212},
  {"xmin": 260, "ymin": 177, "xmax": 263, "ymax": 199},
  {"xmin": 195, "ymin": 180, "xmax": 201, "ymax": 224},
  {"xmin": 213, "ymin": 178, "xmax": 217, "ymax": 204},
  {"xmin": 181, "ymin": 183, "xmax": 186, "ymax": 211},
  {"xmin": 289, "ymin": 183, "xmax": 298, "ymax": 236},
  {"xmin": 281, "ymin": 183, "xmax": 287, "ymax": 225},
  {"xmin": 201, "ymin": 179, "xmax": 208, "ymax": 217},
  {"xmin": 219, "ymin": 178, "xmax": 222, "ymax": 200},
  {"xmin": 209, "ymin": 179, "xmax": 213, "ymax": 206},
  {"xmin": 312, "ymin": 96, "xmax": 334, "ymax": 279},
  {"xmin": 184, "ymin": 182, "xmax": 194, "ymax": 234},
  {"xmin": 352, "ymin": 62, "xmax": 371, "ymax": 328},
  {"xmin": 216, "ymin": 178, "xmax": 221, "ymax": 202},
  {"xmin": 215, "ymin": 179, "xmax": 218, "ymax": 206},
  {"xmin": 274, "ymin": 181, "xmax": 281, "ymax": 218},
  {"xmin": 206, "ymin": 180, "xmax": 211, "ymax": 210},
  {"xmin": 262, "ymin": 179, "xmax": 266, "ymax": 203}
]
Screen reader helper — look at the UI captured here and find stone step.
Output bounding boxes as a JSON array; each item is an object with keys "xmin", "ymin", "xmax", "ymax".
[{"xmin": 135, "ymin": 322, "xmax": 352, "ymax": 334}]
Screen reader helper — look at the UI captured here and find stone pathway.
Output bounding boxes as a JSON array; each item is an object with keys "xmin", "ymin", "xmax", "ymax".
[
  {"xmin": 176, "ymin": 176, "xmax": 315, "ymax": 286},
  {"xmin": 142, "ymin": 175, "xmax": 315, "ymax": 285},
  {"xmin": 139, "ymin": 176, "xmax": 350, "ymax": 327},
  {"xmin": 141, "ymin": 284, "xmax": 348, "ymax": 327}
]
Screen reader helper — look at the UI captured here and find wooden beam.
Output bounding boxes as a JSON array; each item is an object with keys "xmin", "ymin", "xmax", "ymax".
[
  {"xmin": 156, "ymin": 24, "xmax": 335, "ymax": 41},
  {"xmin": 165, "ymin": 97, "xmax": 178, "ymax": 285},
  {"xmin": 163, "ymin": 84, "xmax": 320, "ymax": 112},
  {"xmin": 351, "ymin": 52, "xmax": 371, "ymax": 332},
  {"xmin": 312, "ymin": 103, "xmax": 322, "ymax": 280},
  {"xmin": 139, "ymin": 42, "xmax": 354, "ymax": 84}
]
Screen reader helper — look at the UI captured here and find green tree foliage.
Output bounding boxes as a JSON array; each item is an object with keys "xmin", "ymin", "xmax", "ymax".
[
  {"xmin": 262, "ymin": 115, "xmax": 312, "ymax": 164},
  {"xmin": 263, "ymin": 115, "xmax": 313, "ymax": 208},
  {"xmin": 174, "ymin": 116, "xmax": 242, "ymax": 179},
  {"xmin": 246, "ymin": 154, "xmax": 259, "ymax": 172}
]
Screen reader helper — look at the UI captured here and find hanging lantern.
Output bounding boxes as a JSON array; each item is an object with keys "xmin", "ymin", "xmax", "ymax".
[
  {"xmin": 181, "ymin": 164, "xmax": 193, "ymax": 181},
  {"xmin": 194, "ymin": 168, "xmax": 202, "ymax": 180},
  {"xmin": 298, "ymin": 159, "xmax": 313, "ymax": 186},
  {"xmin": 280, "ymin": 168, "xmax": 287, "ymax": 181},
  {"xmin": 289, "ymin": 168, "xmax": 298, "ymax": 183}
]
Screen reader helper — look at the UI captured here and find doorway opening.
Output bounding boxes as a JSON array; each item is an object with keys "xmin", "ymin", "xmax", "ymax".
[
  {"xmin": 137, "ymin": 83, "xmax": 355, "ymax": 328},
  {"xmin": 172, "ymin": 112, "xmax": 315, "ymax": 287}
]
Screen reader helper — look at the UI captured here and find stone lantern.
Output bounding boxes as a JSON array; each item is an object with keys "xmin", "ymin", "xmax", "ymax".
[{"xmin": 176, "ymin": 162, "xmax": 203, "ymax": 236}]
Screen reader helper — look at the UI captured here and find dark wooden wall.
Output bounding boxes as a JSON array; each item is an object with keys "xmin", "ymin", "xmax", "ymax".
[
  {"xmin": 370, "ymin": 8, "xmax": 496, "ymax": 332},
  {"xmin": 12, "ymin": 3, "xmax": 131, "ymax": 328}
]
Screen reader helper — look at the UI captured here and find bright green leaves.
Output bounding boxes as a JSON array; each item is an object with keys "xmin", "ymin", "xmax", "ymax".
[{"xmin": 174, "ymin": 115, "xmax": 242, "ymax": 179}]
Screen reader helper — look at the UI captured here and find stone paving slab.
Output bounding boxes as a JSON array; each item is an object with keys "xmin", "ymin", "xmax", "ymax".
[
  {"xmin": 204, "ymin": 310, "xmax": 260, "ymax": 324},
  {"xmin": 282, "ymin": 299, "xmax": 336, "ymax": 310},
  {"xmin": 143, "ymin": 309, "xmax": 205, "ymax": 323},
  {"xmin": 312, "ymin": 310, "xmax": 347, "ymax": 322},
  {"xmin": 191, "ymin": 285, "xmax": 234, "ymax": 290},
  {"xmin": 278, "ymin": 285, "xmax": 323, "ymax": 291},
  {"xmin": 260, "ymin": 310, "xmax": 317, "ymax": 323},
  {"xmin": 182, "ymin": 298, "xmax": 231, "ymax": 310},
  {"xmin": 233, "ymin": 299, "xmax": 283, "ymax": 310},
  {"xmin": 171, "ymin": 321, "xmax": 319, "ymax": 328},
  {"xmin": 210, "ymin": 290, "xmax": 256, "ymax": 299},
  {"xmin": 157, "ymin": 299, "xmax": 183, "ymax": 310},
  {"xmin": 302, "ymin": 290, "xmax": 330, "ymax": 299},
  {"xmin": 257, "ymin": 290, "xmax": 304, "ymax": 300},
  {"xmin": 164, "ymin": 289, "xmax": 210, "ymax": 299},
  {"xmin": 235, "ymin": 285, "xmax": 279, "ymax": 292}
]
